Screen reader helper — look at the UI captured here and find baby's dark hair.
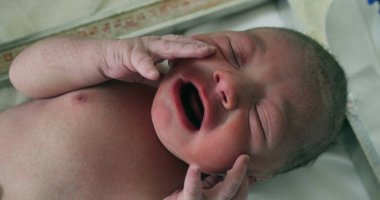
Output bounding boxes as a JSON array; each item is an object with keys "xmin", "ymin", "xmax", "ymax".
[{"xmin": 263, "ymin": 27, "xmax": 348, "ymax": 175}]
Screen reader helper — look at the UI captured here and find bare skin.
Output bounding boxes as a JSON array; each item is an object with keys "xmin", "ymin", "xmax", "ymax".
[
  {"xmin": 0, "ymin": 28, "xmax": 327, "ymax": 200},
  {"xmin": 0, "ymin": 34, "xmax": 252, "ymax": 200},
  {"xmin": 0, "ymin": 81, "xmax": 189, "ymax": 199}
]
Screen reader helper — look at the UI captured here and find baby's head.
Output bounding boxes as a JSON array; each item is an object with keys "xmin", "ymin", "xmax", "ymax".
[{"xmin": 151, "ymin": 27, "xmax": 347, "ymax": 179}]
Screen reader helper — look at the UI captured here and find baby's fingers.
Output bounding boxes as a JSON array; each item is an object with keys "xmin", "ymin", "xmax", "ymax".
[
  {"xmin": 133, "ymin": 55, "xmax": 160, "ymax": 80},
  {"xmin": 147, "ymin": 36, "xmax": 215, "ymax": 59},
  {"xmin": 160, "ymin": 34, "xmax": 200, "ymax": 43},
  {"xmin": 217, "ymin": 155, "xmax": 249, "ymax": 199},
  {"xmin": 230, "ymin": 176, "xmax": 250, "ymax": 200},
  {"xmin": 181, "ymin": 165, "xmax": 203, "ymax": 200}
]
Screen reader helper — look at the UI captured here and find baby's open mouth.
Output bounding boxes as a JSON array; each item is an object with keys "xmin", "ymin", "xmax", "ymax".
[{"xmin": 180, "ymin": 82, "xmax": 204, "ymax": 130}]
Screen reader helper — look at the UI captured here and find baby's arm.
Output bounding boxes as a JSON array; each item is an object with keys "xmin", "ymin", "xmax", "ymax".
[{"xmin": 9, "ymin": 35, "xmax": 214, "ymax": 98}]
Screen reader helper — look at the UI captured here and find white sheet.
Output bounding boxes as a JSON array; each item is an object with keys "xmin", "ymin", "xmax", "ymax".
[{"xmin": 0, "ymin": 0, "xmax": 157, "ymax": 44}]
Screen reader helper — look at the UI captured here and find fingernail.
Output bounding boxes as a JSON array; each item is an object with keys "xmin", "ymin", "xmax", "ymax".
[
  {"xmin": 207, "ymin": 45, "xmax": 216, "ymax": 51},
  {"xmin": 195, "ymin": 41, "xmax": 212, "ymax": 49},
  {"xmin": 194, "ymin": 40, "xmax": 208, "ymax": 46},
  {"xmin": 202, "ymin": 45, "xmax": 215, "ymax": 54},
  {"xmin": 190, "ymin": 165, "xmax": 201, "ymax": 175},
  {"xmin": 148, "ymin": 70, "xmax": 159, "ymax": 80},
  {"xmin": 243, "ymin": 155, "xmax": 250, "ymax": 165}
]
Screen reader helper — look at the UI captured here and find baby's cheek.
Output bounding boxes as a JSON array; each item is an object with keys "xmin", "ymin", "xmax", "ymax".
[
  {"xmin": 194, "ymin": 129, "xmax": 249, "ymax": 174},
  {"xmin": 193, "ymin": 149, "xmax": 236, "ymax": 174}
]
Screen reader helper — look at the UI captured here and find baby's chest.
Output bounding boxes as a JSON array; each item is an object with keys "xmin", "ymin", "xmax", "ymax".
[
  {"xmin": 1, "ymin": 82, "xmax": 180, "ymax": 199},
  {"xmin": 40, "ymin": 82, "xmax": 156, "ymax": 136}
]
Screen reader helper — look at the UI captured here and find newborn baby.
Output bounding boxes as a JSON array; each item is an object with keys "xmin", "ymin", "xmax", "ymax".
[{"xmin": 0, "ymin": 27, "xmax": 347, "ymax": 199}]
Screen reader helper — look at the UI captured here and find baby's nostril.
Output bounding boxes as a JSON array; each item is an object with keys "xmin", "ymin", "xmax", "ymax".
[
  {"xmin": 222, "ymin": 91, "xmax": 227, "ymax": 103},
  {"xmin": 214, "ymin": 73, "xmax": 220, "ymax": 82}
]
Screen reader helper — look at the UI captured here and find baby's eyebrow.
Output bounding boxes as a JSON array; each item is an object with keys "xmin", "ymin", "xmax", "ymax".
[
  {"xmin": 220, "ymin": 36, "xmax": 232, "ymax": 61},
  {"xmin": 245, "ymin": 31, "xmax": 266, "ymax": 54}
]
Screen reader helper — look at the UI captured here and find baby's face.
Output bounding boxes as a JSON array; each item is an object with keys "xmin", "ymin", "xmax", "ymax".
[{"xmin": 151, "ymin": 29, "xmax": 323, "ymax": 177}]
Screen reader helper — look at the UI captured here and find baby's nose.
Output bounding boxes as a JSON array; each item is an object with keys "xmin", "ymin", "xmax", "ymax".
[{"xmin": 213, "ymin": 70, "xmax": 238, "ymax": 110}]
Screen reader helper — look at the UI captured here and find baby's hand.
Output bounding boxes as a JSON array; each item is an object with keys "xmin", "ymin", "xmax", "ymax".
[
  {"xmin": 101, "ymin": 34, "xmax": 215, "ymax": 84},
  {"xmin": 164, "ymin": 155, "xmax": 253, "ymax": 200}
]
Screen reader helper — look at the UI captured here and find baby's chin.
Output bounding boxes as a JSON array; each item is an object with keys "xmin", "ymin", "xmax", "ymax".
[
  {"xmin": 197, "ymin": 161, "xmax": 232, "ymax": 175},
  {"xmin": 150, "ymin": 118, "xmax": 228, "ymax": 175},
  {"xmin": 174, "ymin": 150, "xmax": 234, "ymax": 175}
]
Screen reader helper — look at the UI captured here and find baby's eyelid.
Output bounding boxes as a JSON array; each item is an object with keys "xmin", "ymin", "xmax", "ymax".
[
  {"xmin": 227, "ymin": 37, "xmax": 242, "ymax": 69},
  {"xmin": 231, "ymin": 48, "xmax": 241, "ymax": 69},
  {"xmin": 251, "ymin": 103, "xmax": 267, "ymax": 141}
]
